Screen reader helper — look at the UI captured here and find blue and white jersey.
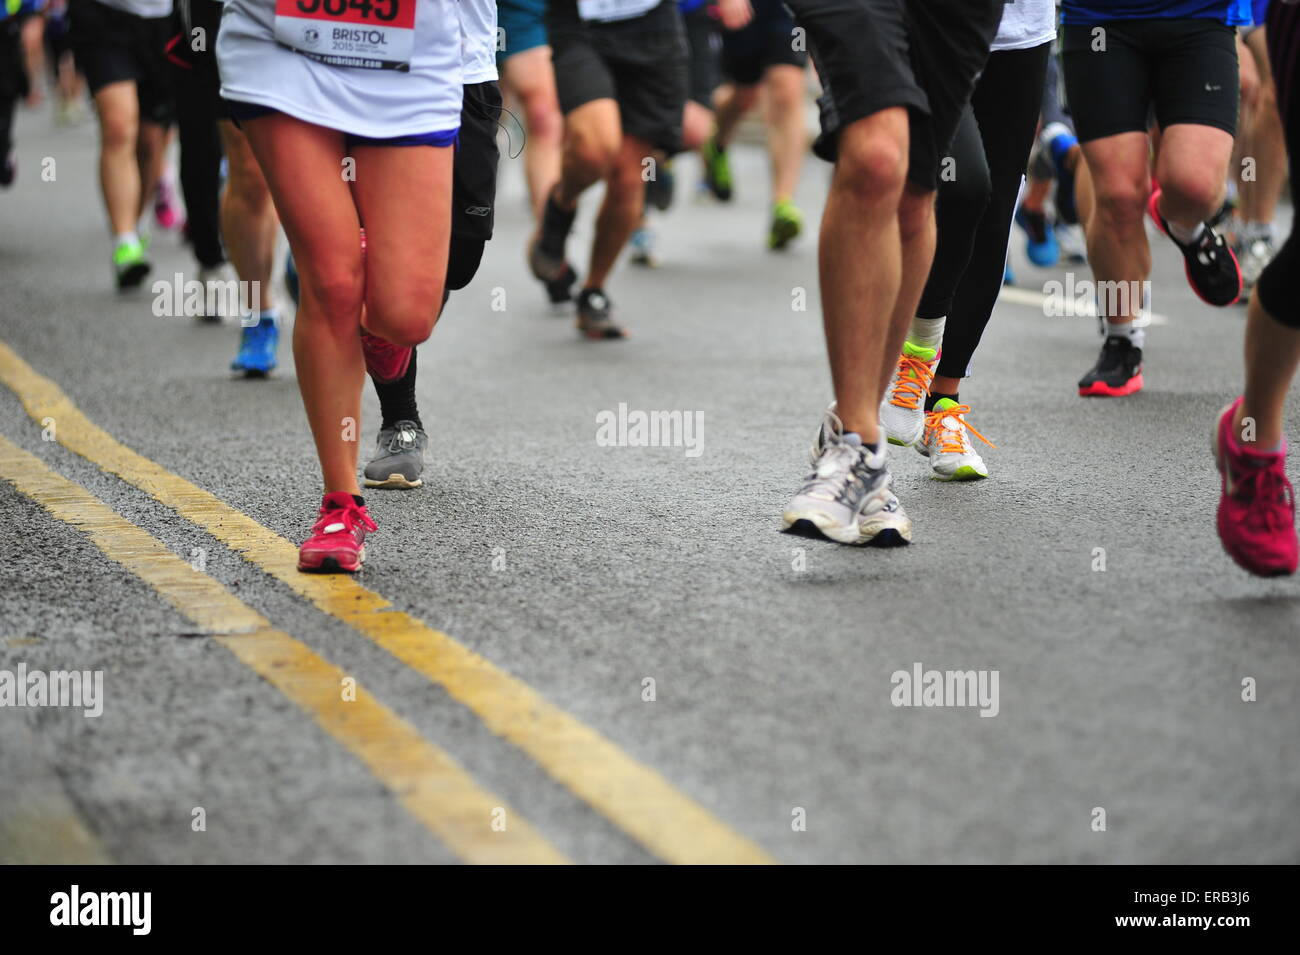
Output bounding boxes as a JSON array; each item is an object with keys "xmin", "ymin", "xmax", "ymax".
[
  {"xmin": 218, "ymin": 0, "xmax": 464, "ymax": 139},
  {"xmin": 1061, "ymin": 0, "xmax": 1252, "ymax": 25}
]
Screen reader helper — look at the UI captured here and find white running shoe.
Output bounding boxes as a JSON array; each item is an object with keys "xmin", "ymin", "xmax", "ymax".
[
  {"xmin": 880, "ymin": 341, "xmax": 939, "ymax": 447},
  {"xmin": 1239, "ymin": 235, "xmax": 1276, "ymax": 294},
  {"xmin": 785, "ymin": 407, "xmax": 912, "ymax": 545},
  {"xmin": 919, "ymin": 398, "xmax": 993, "ymax": 481}
]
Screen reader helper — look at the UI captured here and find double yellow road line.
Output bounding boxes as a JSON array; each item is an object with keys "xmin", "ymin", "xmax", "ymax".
[{"xmin": 0, "ymin": 341, "xmax": 775, "ymax": 865}]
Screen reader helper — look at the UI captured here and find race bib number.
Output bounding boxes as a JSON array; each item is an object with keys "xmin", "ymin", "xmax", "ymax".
[
  {"xmin": 576, "ymin": 0, "xmax": 659, "ymax": 23},
  {"xmin": 274, "ymin": 0, "xmax": 416, "ymax": 71}
]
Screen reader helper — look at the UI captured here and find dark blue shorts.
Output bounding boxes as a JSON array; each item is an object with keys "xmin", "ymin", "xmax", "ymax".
[{"xmin": 223, "ymin": 100, "xmax": 459, "ymax": 147}]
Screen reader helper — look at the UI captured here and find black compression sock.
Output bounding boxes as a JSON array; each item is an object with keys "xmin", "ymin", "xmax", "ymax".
[
  {"xmin": 925, "ymin": 392, "xmax": 959, "ymax": 412},
  {"xmin": 540, "ymin": 190, "xmax": 576, "ymax": 257},
  {"xmin": 373, "ymin": 347, "xmax": 422, "ymax": 431}
]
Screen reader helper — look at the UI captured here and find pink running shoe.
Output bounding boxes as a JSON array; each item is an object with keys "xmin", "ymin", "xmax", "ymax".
[
  {"xmin": 1213, "ymin": 397, "xmax": 1298, "ymax": 577},
  {"xmin": 154, "ymin": 174, "xmax": 183, "ymax": 230},
  {"xmin": 361, "ymin": 330, "xmax": 412, "ymax": 384},
  {"xmin": 298, "ymin": 491, "xmax": 377, "ymax": 573}
]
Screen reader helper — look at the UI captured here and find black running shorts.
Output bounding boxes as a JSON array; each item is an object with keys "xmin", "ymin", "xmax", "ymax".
[
  {"xmin": 721, "ymin": 0, "xmax": 809, "ymax": 86},
  {"xmin": 546, "ymin": 0, "xmax": 690, "ymax": 153},
  {"xmin": 1060, "ymin": 17, "xmax": 1239, "ymax": 142},
  {"xmin": 69, "ymin": 0, "xmax": 175, "ymax": 125},
  {"xmin": 453, "ymin": 80, "xmax": 503, "ymax": 243},
  {"xmin": 786, "ymin": 0, "xmax": 1002, "ymax": 190},
  {"xmin": 684, "ymin": 5, "xmax": 722, "ymax": 107}
]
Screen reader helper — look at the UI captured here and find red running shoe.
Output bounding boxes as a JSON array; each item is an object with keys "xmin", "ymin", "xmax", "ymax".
[
  {"xmin": 1213, "ymin": 397, "xmax": 1298, "ymax": 577},
  {"xmin": 298, "ymin": 491, "xmax": 377, "ymax": 573},
  {"xmin": 361, "ymin": 330, "xmax": 412, "ymax": 384}
]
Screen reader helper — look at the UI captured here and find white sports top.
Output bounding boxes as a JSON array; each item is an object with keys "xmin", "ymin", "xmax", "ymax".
[
  {"xmin": 217, "ymin": 0, "xmax": 463, "ymax": 139},
  {"xmin": 992, "ymin": 0, "xmax": 1057, "ymax": 52},
  {"xmin": 459, "ymin": 0, "xmax": 497, "ymax": 84},
  {"xmin": 97, "ymin": 0, "xmax": 173, "ymax": 19}
]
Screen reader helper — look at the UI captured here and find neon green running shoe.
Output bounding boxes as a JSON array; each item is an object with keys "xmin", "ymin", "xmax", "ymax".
[
  {"xmin": 769, "ymin": 199, "xmax": 803, "ymax": 250},
  {"xmin": 113, "ymin": 238, "xmax": 151, "ymax": 291},
  {"xmin": 701, "ymin": 137, "xmax": 732, "ymax": 202}
]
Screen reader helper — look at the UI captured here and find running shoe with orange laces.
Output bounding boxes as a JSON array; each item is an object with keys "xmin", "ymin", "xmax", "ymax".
[
  {"xmin": 298, "ymin": 491, "xmax": 378, "ymax": 573},
  {"xmin": 879, "ymin": 342, "xmax": 939, "ymax": 446},
  {"xmin": 1213, "ymin": 398, "xmax": 1298, "ymax": 577},
  {"xmin": 919, "ymin": 398, "xmax": 995, "ymax": 481}
]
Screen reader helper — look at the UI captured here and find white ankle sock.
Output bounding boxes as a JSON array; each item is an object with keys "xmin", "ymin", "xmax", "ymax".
[
  {"xmin": 1166, "ymin": 219, "xmax": 1205, "ymax": 246},
  {"xmin": 1105, "ymin": 320, "xmax": 1145, "ymax": 350}
]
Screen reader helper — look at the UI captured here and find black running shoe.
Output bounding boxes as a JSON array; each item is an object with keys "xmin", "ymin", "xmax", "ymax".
[
  {"xmin": 1078, "ymin": 335, "xmax": 1143, "ymax": 397},
  {"xmin": 576, "ymin": 288, "xmax": 627, "ymax": 340},
  {"xmin": 528, "ymin": 190, "xmax": 578, "ymax": 303},
  {"xmin": 645, "ymin": 160, "xmax": 675, "ymax": 212},
  {"xmin": 1147, "ymin": 188, "xmax": 1242, "ymax": 306}
]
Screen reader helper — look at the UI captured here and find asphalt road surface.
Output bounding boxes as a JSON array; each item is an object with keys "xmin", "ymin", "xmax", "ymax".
[{"xmin": 2, "ymin": 105, "xmax": 1299, "ymax": 865}]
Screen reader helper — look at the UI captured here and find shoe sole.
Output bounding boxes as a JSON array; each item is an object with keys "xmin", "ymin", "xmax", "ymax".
[
  {"xmin": 364, "ymin": 473, "xmax": 422, "ymax": 489},
  {"xmin": 298, "ymin": 545, "xmax": 365, "ymax": 574},
  {"xmin": 933, "ymin": 466, "xmax": 988, "ymax": 482},
  {"xmin": 116, "ymin": 262, "xmax": 151, "ymax": 291},
  {"xmin": 769, "ymin": 219, "xmax": 801, "ymax": 250},
  {"xmin": 1079, "ymin": 372, "xmax": 1144, "ymax": 397},
  {"xmin": 782, "ymin": 513, "xmax": 912, "ymax": 547}
]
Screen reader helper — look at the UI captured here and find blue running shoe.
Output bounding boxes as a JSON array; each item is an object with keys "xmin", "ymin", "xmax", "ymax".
[
  {"xmin": 232, "ymin": 316, "xmax": 279, "ymax": 377},
  {"xmin": 1003, "ymin": 261, "xmax": 1015, "ymax": 286},
  {"xmin": 1015, "ymin": 206, "xmax": 1059, "ymax": 267},
  {"xmin": 284, "ymin": 250, "xmax": 300, "ymax": 306}
]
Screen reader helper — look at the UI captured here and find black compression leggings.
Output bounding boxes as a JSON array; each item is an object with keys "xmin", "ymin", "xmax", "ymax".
[
  {"xmin": 916, "ymin": 42, "xmax": 1051, "ymax": 381},
  {"xmin": 1256, "ymin": 1, "xmax": 1300, "ymax": 329}
]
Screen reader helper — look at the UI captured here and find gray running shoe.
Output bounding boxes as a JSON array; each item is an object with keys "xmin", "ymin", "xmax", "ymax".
[
  {"xmin": 576, "ymin": 288, "xmax": 628, "ymax": 340},
  {"xmin": 785, "ymin": 407, "xmax": 912, "ymax": 546},
  {"xmin": 363, "ymin": 420, "xmax": 427, "ymax": 489}
]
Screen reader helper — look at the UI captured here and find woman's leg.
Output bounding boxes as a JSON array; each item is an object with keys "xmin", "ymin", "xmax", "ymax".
[
  {"xmin": 240, "ymin": 113, "xmax": 367, "ymax": 494},
  {"xmin": 349, "ymin": 143, "xmax": 455, "ymax": 347},
  {"xmin": 934, "ymin": 42, "xmax": 1052, "ymax": 390}
]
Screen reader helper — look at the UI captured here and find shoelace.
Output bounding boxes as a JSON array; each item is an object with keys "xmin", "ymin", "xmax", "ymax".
[
  {"xmin": 315, "ymin": 502, "xmax": 377, "ymax": 535},
  {"xmin": 924, "ymin": 404, "xmax": 996, "ymax": 455},
  {"xmin": 800, "ymin": 442, "xmax": 868, "ymax": 505},
  {"xmin": 888, "ymin": 354, "xmax": 935, "ymax": 411},
  {"xmin": 1232, "ymin": 464, "xmax": 1295, "ymax": 532},
  {"xmin": 382, "ymin": 425, "xmax": 420, "ymax": 455}
]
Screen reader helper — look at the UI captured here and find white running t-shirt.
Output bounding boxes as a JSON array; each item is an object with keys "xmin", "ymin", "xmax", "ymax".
[
  {"xmin": 217, "ymin": 0, "xmax": 463, "ymax": 139},
  {"xmin": 992, "ymin": 0, "xmax": 1057, "ymax": 52},
  {"xmin": 460, "ymin": 0, "xmax": 497, "ymax": 84}
]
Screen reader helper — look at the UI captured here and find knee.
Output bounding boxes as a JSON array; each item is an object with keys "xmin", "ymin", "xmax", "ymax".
[
  {"xmin": 833, "ymin": 127, "xmax": 907, "ymax": 207},
  {"xmin": 612, "ymin": 151, "xmax": 650, "ymax": 196},
  {"xmin": 366, "ymin": 293, "xmax": 439, "ymax": 346},
  {"xmin": 227, "ymin": 154, "xmax": 272, "ymax": 211},
  {"xmin": 524, "ymin": 96, "xmax": 563, "ymax": 146},
  {"xmin": 1094, "ymin": 182, "xmax": 1148, "ymax": 231},
  {"xmin": 303, "ymin": 262, "xmax": 364, "ymax": 323},
  {"xmin": 565, "ymin": 128, "xmax": 617, "ymax": 180},
  {"xmin": 1162, "ymin": 169, "xmax": 1223, "ymax": 217},
  {"xmin": 99, "ymin": 112, "xmax": 136, "ymax": 152}
]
